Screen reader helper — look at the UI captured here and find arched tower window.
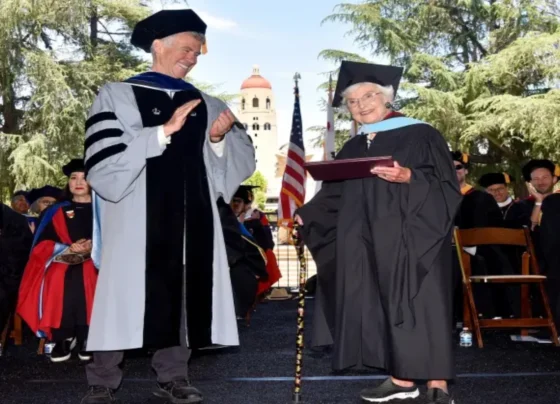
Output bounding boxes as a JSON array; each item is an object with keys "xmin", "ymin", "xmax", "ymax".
[
  {"xmin": 264, "ymin": 123, "xmax": 271, "ymax": 130},
  {"xmin": 252, "ymin": 123, "xmax": 260, "ymax": 130},
  {"xmin": 266, "ymin": 97, "xmax": 271, "ymax": 109},
  {"xmin": 252, "ymin": 96, "xmax": 259, "ymax": 108},
  {"xmin": 241, "ymin": 98, "xmax": 246, "ymax": 110}
]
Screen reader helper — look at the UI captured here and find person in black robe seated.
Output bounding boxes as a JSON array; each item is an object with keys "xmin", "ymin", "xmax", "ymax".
[
  {"xmin": 0, "ymin": 203, "xmax": 33, "ymax": 343},
  {"xmin": 17, "ymin": 159, "xmax": 98, "ymax": 363},
  {"xmin": 231, "ymin": 185, "xmax": 282, "ymax": 296},
  {"xmin": 451, "ymin": 152, "xmax": 518, "ymax": 319},
  {"xmin": 296, "ymin": 61, "xmax": 462, "ymax": 404},
  {"xmin": 520, "ymin": 159, "xmax": 559, "ymax": 328},
  {"xmin": 478, "ymin": 172, "xmax": 530, "ymax": 227},
  {"xmin": 217, "ymin": 198, "xmax": 268, "ymax": 319}
]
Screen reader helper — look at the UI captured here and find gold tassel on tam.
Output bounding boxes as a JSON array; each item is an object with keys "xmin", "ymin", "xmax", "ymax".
[
  {"xmin": 503, "ymin": 173, "xmax": 511, "ymax": 184},
  {"xmin": 555, "ymin": 164, "xmax": 560, "ymax": 177},
  {"xmin": 201, "ymin": 41, "xmax": 208, "ymax": 55}
]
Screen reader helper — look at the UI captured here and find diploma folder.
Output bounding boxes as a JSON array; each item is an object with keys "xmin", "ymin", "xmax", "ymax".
[{"xmin": 305, "ymin": 156, "xmax": 394, "ymax": 181}]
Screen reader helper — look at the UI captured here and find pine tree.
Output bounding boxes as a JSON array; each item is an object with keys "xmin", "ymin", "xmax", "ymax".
[
  {"xmin": 318, "ymin": 0, "xmax": 560, "ymax": 195},
  {"xmin": 0, "ymin": 0, "xmax": 234, "ymax": 200}
]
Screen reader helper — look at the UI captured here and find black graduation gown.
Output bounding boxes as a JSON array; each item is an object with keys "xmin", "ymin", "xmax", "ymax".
[
  {"xmin": 35, "ymin": 202, "xmax": 93, "ymax": 341},
  {"xmin": 538, "ymin": 194, "xmax": 560, "ymax": 327},
  {"xmin": 217, "ymin": 199, "xmax": 267, "ymax": 316},
  {"xmin": 453, "ymin": 189, "xmax": 518, "ymax": 318},
  {"xmin": 298, "ymin": 123, "xmax": 462, "ymax": 379},
  {"xmin": 502, "ymin": 200, "xmax": 532, "ymax": 229},
  {"xmin": 0, "ymin": 204, "xmax": 32, "ymax": 333},
  {"xmin": 131, "ymin": 86, "xmax": 215, "ymax": 348}
]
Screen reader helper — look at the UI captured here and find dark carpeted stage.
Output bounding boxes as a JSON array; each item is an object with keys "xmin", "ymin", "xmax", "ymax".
[{"xmin": 1, "ymin": 299, "xmax": 559, "ymax": 403}]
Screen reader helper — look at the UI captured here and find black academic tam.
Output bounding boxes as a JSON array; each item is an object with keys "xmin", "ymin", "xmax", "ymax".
[
  {"xmin": 298, "ymin": 118, "xmax": 462, "ymax": 379},
  {"xmin": 131, "ymin": 9, "xmax": 207, "ymax": 53}
]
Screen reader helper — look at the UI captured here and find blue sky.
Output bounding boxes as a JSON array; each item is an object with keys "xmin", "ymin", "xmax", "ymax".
[{"xmin": 149, "ymin": 0, "xmax": 374, "ymax": 151}]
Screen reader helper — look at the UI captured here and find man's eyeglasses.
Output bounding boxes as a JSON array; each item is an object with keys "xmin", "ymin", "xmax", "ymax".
[{"xmin": 455, "ymin": 164, "xmax": 465, "ymax": 170}]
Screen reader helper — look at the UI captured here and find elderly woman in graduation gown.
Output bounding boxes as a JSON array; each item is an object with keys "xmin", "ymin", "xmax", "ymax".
[
  {"xmin": 296, "ymin": 61, "xmax": 462, "ymax": 404},
  {"xmin": 18, "ymin": 159, "xmax": 97, "ymax": 363}
]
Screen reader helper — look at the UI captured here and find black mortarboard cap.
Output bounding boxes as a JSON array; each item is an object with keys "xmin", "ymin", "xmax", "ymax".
[
  {"xmin": 12, "ymin": 190, "xmax": 28, "ymax": 198},
  {"xmin": 522, "ymin": 159, "xmax": 557, "ymax": 182},
  {"xmin": 234, "ymin": 185, "xmax": 259, "ymax": 203},
  {"xmin": 62, "ymin": 158, "xmax": 85, "ymax": 177},
  {"xmin": 332, "ymin": 61, "xmax": 404, "ymax": 107},
  {"xmin": 451, "ymin": 151, "xmax": 470, "ymax": 166},
  {"xmin": 131, "ymin": 9, "xmax": 207, "ymax": 53},
  {"xmin": 478, "ymin": 172, "xmax": 513, "ymax": 188},
  {"xmin": 26, "ymin": 186, "xmax": 62, "ymax": 205}
]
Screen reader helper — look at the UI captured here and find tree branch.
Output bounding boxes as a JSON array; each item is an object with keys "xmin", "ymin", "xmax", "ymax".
[{"xmin": 98, "ymin": 21, "xmax": 117, "ymax": 44}]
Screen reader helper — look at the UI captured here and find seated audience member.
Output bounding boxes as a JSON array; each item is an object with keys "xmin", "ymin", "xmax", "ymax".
[
  {"xmin": 0, "ymin": 203, "xmax": 33, "ymax": 336},
  {"xmin": 478, "ymin": 172, "xmax": 531, "ymax": 228},
  {"xmin": 17, "ymin": 159, "xmax": 97, "ymax": 363},
  {"xmin": 218, "ymin": 198, "xmax": 268, "ymax": 318},
  {"xmin": 452, "ymin": 152, "xmax": 516, "ymax": 319},
  {"xmin": 231, "ymin": 185, "xmax": 281, "ymax": 296}
]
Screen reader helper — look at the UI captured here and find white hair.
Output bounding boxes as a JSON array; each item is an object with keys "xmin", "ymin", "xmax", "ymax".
[
  {"xmin": 150, "ymin": 32, "xmax": 206, "ymax": 58},
  {"xmin": 341, "ymin": 82, "xmax": 395, "ymax": 106}
]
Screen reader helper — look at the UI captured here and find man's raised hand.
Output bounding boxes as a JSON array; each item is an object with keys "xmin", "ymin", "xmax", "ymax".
[{"xmin": 163, "ymin": 99, "xmax": 202, "ymax": 137}]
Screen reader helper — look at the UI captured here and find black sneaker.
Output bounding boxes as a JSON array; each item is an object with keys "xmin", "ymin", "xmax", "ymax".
[
  {"xmin": 360, "ymin": 378, "xmax": 419, "ymax": 402},
  {"xmin": 80, "ymin": 386, "xmax": 116, "ymax": 403},
  {"xmin": 153, "ymin": 379, "xmax": 203, "ymax": 403},
  {"xmin": 50, "ymin": 338, "xmax": 76, "ymax": 363},
  {"xmin": 425, "ymin": 388, "xmax": 455, "ymax": 404},
  {"xmin": 78, "ymin": 339, "xmax": 92, "ymax": 361}
]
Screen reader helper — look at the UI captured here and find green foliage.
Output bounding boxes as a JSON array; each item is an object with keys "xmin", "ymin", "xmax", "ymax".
[
  {"xmin": 319, "ymin": 0, "xmax": 560, "ymax": 196},
  {"xmin": 0, "ymin": 0, "xmax": 235, "ymax": 201},
  {"xmin": 242, "ymin": 170, "xmax": 268, "ymax": 210}
]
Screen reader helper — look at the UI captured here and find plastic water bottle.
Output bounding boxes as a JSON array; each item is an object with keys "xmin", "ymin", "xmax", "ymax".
[{"xmin": 459, "ymin": 328, "xmax": 472, "ymax": 347}]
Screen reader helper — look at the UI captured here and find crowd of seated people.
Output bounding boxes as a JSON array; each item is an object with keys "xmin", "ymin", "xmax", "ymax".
[{"xmin": 451, "ymin": 152, "xmax": 560, "ymax": 339}]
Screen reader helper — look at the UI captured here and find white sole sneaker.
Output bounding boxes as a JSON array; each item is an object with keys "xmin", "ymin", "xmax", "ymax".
[
  {"xmin": 49, "ymin": 338, "xmax": 77, "ymax": 363},
  {"xmin": 361, "ymin": 389, "xmax": 420, "ymax": 402}
]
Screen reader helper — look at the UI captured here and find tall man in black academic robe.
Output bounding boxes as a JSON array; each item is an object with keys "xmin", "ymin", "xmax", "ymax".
[{"xmin": 452, "ymin": 153, "xmax": 516, "ymax": 319}]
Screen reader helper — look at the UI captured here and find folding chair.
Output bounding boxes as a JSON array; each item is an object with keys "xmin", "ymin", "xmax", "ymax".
[
  {"xmin": 0, "ymin": 313, "xmax": 22, "ymax": 356},
  {"xmin": 453, "ymin": 226, "xmax": 559, "ymax": 348}
]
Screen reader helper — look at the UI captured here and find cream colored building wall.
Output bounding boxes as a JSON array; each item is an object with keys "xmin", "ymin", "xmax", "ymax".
[{"xmin": 237, "ymin": 87, "xmax": 279, "ymax": 193}]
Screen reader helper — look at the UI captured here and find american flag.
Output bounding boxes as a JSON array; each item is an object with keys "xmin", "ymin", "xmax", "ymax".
[{"xmin": 278, "ymin": 74, "xmax": 305, "ymax": 228}]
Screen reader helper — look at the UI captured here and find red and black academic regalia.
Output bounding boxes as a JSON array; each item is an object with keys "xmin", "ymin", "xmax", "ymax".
[
  {"xmin": 17, "ymin": 202, "xmax": 97, "ymax": 341},
  {"xmin": 218, "ymin": 199, "xmax": 268, "ymax": 317},
  {"xmin": 243, "ymin": 212, "xmax": 282, "ymax": 296}
]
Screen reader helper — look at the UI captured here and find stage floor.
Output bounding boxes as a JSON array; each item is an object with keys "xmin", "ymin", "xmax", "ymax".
[{"xmin": 1, "ymin": 299, "xmax": 559, "ymax": 403}]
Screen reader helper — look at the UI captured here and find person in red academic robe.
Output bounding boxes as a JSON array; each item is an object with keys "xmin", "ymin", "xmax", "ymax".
[
  {"xmin": 231, "ymin": 185, "xmax": 282, "ymax": 297},
  {"xmin": 17, "ymin": 159, "xmax": 98, "ymax": 363}
]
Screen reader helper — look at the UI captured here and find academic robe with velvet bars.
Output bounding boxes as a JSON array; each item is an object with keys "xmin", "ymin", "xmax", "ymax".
[
  {"xmin": 84, "ymin": 79, "xmax": 254, "ymax": 351},
  {"xmin": 297, "ymin": 121, "xmax": 462, "ymax": 379}
]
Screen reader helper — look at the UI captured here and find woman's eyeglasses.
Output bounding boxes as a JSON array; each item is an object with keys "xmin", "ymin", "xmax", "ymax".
[{"xmin": 455, "ymin": 164, "xmax": 465, "ymax": 170}]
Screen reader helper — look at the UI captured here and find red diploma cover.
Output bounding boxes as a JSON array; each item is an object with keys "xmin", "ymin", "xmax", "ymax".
[{"xmin": 305, "ymin": 156, "xmax": 394, "ymax": 181}]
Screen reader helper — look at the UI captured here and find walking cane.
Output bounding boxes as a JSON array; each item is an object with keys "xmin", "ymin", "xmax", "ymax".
[{"xmin": 291, "ymin": 222, "xmax": 307, "ymax": 403}]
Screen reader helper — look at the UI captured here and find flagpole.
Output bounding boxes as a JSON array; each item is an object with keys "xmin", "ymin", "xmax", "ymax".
[{"xmin": 289, "ymin": 71, "xmax": 307, "ymax": 404}]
